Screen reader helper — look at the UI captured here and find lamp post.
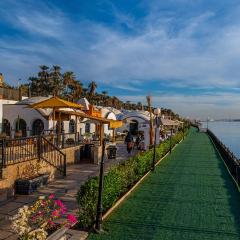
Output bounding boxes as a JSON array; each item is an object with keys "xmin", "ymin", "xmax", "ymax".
[
  {"xmin": 152, "ymin": 108, "xmax": 161, "ymax": 171},
  {"xmin": 95, "ymin": 138, "xmax": 107, "ymax": 232},
  {"xmin": 170, "ymin": 127, "xmax": 173, "ymax": 154}
]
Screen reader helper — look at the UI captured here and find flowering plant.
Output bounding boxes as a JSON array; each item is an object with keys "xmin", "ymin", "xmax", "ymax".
[{"xmin": 11, "ymin": 194, "xmax": 77, "ymax": 240}]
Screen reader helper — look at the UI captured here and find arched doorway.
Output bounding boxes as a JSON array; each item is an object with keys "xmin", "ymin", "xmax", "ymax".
[
  {"xmin": 15, "ymin": 118, "xmax": 27, "ymax": 137},
  {"xmin": 32, "ymin": 119, "xmax": 44, "ymax": 136},
  {"xmin": 2, "ymin": 119, "xmax": 11, "ymax": 136},
  {"xmin": 129, "ymin": 120, "xmax": 138, "ymax": 135}
]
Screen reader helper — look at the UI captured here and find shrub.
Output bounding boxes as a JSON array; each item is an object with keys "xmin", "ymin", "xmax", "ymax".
[{"xmin": 77, "ymin": 128, "xmax": 189, "ymax": 229}]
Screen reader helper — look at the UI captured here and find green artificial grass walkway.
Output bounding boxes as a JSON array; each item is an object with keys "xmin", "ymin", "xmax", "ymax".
[{"xmin": 89, "ymin": 128, "xmax": 240, "ymax": 240}]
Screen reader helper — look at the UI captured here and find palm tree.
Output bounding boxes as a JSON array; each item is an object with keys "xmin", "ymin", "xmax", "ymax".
[
  {"xmin": 88, "ymin": 81, "xmax": 97, "ymax": 96},
  {"xmin": 50, "ymin": 65, "xmax": 63, "ymax": 96},
  {"xmin": 38, "ymin": 65, "xmax": 49, "ymax": 96},
  {"xmin": 72, "ymin": 81, "xmax": 83, "ymax": 101}
]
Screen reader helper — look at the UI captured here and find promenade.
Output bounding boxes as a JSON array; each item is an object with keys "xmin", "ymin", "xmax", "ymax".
[
  {"xmin": 0, "ymin": 143, "xmax": 137, "ymax": 240},
  {"xmin": 89, "ymin": 129, "xmax": 240, "ymax": 240}
]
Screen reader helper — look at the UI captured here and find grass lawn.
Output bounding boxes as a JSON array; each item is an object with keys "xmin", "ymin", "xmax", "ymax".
[{"xmin": 89, "ymin": 128, "xmax": 240, "ymax": 240}]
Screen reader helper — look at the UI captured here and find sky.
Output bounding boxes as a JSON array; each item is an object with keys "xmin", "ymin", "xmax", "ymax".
[{"xmin": 1, "ymin": 0, "xmax": 240, "ymax": 119}]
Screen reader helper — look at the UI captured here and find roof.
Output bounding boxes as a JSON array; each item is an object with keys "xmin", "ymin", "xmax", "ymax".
[
  {"xmin": 77, "ymin": 98, "xmax": 90, "ymax": 110},
  {"xmin": 161, "ymin": 118, "xmax": 179, "ymax": 126}
]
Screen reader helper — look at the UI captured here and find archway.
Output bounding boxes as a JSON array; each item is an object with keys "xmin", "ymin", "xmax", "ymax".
[
  {"xmin": 15, "ymin": 118, "xmax": 27, "ymax": 137},
  {"xmin": 129, "ymin": 120, "xmax": 139, "ymax": 135},
  {"xmin": 32, "ymin": 119, "xmax": 44, "ymax": 136},
  {"xmin": 2, "ymin": 119, "xmax": 11, "ymax": 136}
]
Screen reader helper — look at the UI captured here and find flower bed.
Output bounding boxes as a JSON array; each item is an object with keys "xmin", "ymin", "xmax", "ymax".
[
  {"xmin": 11, "ymin": 194, "xmax": 77, "ymax": 240},
  {"xmin": 77, "ymin": 128, "xmax": 189, "ymax": 229}
]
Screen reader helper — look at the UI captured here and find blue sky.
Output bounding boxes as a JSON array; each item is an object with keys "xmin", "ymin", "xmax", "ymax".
[{"xmin": 1, "ymin": 0, "xmax": 240, "ymax": 119}]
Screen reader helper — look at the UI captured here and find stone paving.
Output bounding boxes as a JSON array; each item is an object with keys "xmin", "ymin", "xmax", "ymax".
[{"xmin": 0, "ymin": 143, "xmax": 137, "ymax": 240}]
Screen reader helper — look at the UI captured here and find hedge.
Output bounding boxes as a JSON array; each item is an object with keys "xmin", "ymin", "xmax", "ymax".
[{"xmin": 77, "ymin": 128, "xmax": 189, "ymax": 228}]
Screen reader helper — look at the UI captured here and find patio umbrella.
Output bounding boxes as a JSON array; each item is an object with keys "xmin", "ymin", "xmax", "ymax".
[{"xmin": 27, "ymin": 96, "xmax": 83, "ymax": 132}]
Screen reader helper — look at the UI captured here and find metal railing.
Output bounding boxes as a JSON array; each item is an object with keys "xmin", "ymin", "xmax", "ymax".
[
  {"xmin": 0, "ymin": 136, "xmax": 66, "ymax": 177},
  {"xmin": 207, "ymin": 129, "xmax": 240, "ymax": 186},
  {"xmin": 40, "ymin": 137, "xmax": 66, "ymax": 177}
]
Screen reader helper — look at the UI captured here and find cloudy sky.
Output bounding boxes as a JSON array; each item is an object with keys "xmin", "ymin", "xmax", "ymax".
[{"xmin": 1, "ymin": 0, "xmax": 240, "ymax": 119}]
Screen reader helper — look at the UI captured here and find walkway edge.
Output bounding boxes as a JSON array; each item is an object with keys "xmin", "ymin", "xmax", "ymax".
[{"xmin": 102, "ymin": 138, "xmax": 184, "ymax": 221}]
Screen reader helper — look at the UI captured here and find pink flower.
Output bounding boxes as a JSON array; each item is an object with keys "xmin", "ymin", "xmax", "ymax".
[
  {"xmin": 51, "ymin": 210, "xmax": 60, "ymax": 217},
  {"xmin": 49, "ymin": 194, "xmax": 55, "ymax": 199},
  {"xmin": 49, "ymin": 220, "xmax": 55, "ymax": 226},
  {"xmin": 55, "ymin": 199, "xmax": 64, "ymax": 208},
  {"xmin": 67, "ymin": 214, "xmax": 77, "ymax": 224}
]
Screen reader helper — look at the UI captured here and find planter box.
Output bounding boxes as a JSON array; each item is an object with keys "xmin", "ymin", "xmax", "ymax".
[
  {"xmin": 47, "ymin": 227, "xmax": 68, "ymax": 240},
  {"xmin": 15, "ymin": 174, "xmax": 49, "ymax": 195}
]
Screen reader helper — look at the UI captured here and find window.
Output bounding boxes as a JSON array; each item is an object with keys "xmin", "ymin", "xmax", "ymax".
[
  {"xmin": 2, "ymin": 119, "xmax": 11, "ymax": 136},
  {"xmin": 85, "ymin": 122, "xmax": 90, "ymax": 133},
  {"xmin": 69, "ymin": 119, "xmax": 75, "ymax": 133}
]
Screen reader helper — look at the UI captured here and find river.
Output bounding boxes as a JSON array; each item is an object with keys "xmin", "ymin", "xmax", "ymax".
[{"xmin": 201, "ymin": 121, "xmax": 240, "ymax": 158}]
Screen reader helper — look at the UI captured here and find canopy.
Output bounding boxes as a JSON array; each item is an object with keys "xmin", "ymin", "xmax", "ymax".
[
  {"xmin": 28, "ymin": 96, "xmax": 83, "ymax": 109},
  {"xmin": 55, "ymin": 109, "xmax": 122, "ymax": 128}
]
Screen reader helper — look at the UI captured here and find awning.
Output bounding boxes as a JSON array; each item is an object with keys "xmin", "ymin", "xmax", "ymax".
[
  {"xmin": 27, "ymin": 96, "xmax": 83, "ymax": 109},
  {"xmin": 55, "ymin": 109, "xmax": 122, "ymax": 128}
]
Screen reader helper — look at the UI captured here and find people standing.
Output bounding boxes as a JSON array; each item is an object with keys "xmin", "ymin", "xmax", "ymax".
[{"xmin": 125, "ymin": 131, "xmax": 134, "ymax": 154}]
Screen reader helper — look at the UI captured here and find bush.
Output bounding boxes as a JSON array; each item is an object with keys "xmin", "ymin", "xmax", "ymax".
[{"xmin": 77, "ymin": 128, "xmax": 189, "ymax": 229}]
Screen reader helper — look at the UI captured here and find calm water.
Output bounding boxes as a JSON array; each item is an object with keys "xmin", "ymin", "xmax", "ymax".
[{"xmin": 201, "ymin": 121, "xmax": 240, "ymax": 158}]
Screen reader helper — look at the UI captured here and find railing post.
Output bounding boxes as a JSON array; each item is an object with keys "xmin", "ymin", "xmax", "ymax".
[
  {"xmin": 37, "ymin": 135, "xmax": 41, "ymax": 161},
  {"xmin": 62, "ymin": 132, "xmax": 65, "ymax": 149},
  {"xmin": 63, "ymin": 154, "xmax": 67, "ymax": 177},
  {"xmin": 1, "ymin": 139, "xmax": 6, "ymax": 168}
]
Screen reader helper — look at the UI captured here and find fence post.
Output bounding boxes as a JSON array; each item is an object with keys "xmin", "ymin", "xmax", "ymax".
[
  {"xmin": 1, "ymin": 139, "xmax": 6, "ymax": 168},
  {"xmin": 62, "ymin": 132, "xmax": 65, "ymax": 149},
  {"xmin": 63, "ymin": 154, "xmax": 67, "ymax": 177},
  {"xmin": 37, "ymin": 135, "xmax": 41, "ymax": 161}
]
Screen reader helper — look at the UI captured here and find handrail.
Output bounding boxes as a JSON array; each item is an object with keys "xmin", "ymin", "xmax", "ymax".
[
  {"xmin": 207, "ymin": 129, "xmax": 240, "ymax": 186},
  {"xmin": 40, "ymin": 136, "xmax": 66, "ymax": 177}
]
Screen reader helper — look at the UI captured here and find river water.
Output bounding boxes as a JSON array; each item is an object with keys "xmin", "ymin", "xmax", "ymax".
[{"xmin": 201, "ymin": 121, "xmax": 240, "ymax": 159}]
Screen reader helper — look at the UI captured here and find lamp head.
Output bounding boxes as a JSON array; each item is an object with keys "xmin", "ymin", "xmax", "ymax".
[{"xmin": 154, "ymin": 108, "xmax": 161, "ymax": 116}]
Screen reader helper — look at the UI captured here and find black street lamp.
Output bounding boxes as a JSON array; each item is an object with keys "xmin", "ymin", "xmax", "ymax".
[
  {"xmin": 169, "ymin": 127, "xmax": 173, "ymax": 154},
  {"xmin": 182, "ymin": 124, "xmax": 185, "ymax": 140},
  {"xmin": 152, "ymin": 108, "xmax": 161, "ymax": 171},
  {"xmin": 95, "ymin": 138, "xmax": 107, "ymax": 232}
]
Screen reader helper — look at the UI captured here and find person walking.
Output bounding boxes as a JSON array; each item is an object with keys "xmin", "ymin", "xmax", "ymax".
[{"xmin": 125, "ymin": 131, "xmax": 134, "ymax": 154}]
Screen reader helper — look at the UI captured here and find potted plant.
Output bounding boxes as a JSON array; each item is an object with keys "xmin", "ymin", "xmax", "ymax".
[
  {"xmin": 11, "ymin": 194, "xmax": 77, "ymax": 240},
  {"xmin": 15, "ymin": 162, "xmax": 50, "ymax": 195},
  {"xmin": 15, "ymin": 129, "xmax": 22, "ymax": 138}
]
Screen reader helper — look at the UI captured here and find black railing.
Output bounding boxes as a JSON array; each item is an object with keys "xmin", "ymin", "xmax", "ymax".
[
  {"xmin": 4, "ymin": 136, "xmax": 38, "ymax": 165},
  {"xmin": 41, "ymin": 137, "xmax": 66, "ymax": 177},
  {"xmin": 207, "ymin": 129, "xmax": 240, "ymax": 186},
  {"xmin": 0, "ymin": 136, "xmax": 66, "ymax": 177}
]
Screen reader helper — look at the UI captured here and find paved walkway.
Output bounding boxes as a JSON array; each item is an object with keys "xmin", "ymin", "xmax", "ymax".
[
  {"xmin": 0, "ymin": 143, "xmax": 137, "ymax": 240},
  {"xmin": 89, "ymin": 129, "xmax": 240, "ymax": 240}
]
